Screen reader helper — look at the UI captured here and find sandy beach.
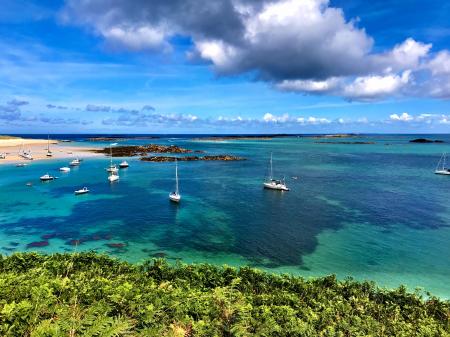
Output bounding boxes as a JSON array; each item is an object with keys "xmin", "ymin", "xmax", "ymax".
[{"xmin": 0, "ymin": 137, "xmax": 101, "ymax": 164}]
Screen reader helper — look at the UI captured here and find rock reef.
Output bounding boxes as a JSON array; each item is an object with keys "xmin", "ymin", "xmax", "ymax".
[
  {"xmin": 140, "ymin": 155, "xmax": 245, "ymax": 162},
  {"xmin": 92, "ymin": 144, "xmax": 192, "ymax": 157}
]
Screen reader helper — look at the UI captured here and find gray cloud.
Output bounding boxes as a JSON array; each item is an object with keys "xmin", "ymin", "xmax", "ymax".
[
  {"xmin": 86, "ymin": 104, "xmax": 111, "ymax": 112},
  {"xmin": 46, "ymin": 104, "xmax": 68, "ymax": 109},
  {"xmin": 7, "ymin": 98, "xmax": 29, "ymax": 106}
]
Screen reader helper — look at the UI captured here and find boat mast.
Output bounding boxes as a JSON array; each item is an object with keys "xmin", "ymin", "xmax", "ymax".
[
  {"xmin": 110, "ymin": 144, "xmax": 112, "ymax": 167},
  {"xmin": 269, "ymin": 152, "xmax": 273, "ymax": 180},
  {"xmin": 175, "ymin": 159, "xmax": 179, "ymax": 195},
  {"xmin": 47, "ymin": 135, "xmax": 50, "ymax": 152}
]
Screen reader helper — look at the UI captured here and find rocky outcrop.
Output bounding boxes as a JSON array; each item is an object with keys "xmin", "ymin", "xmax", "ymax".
[
  {"xmin": 140, "ymin": 155, "xmax": 245, "ymax": 162},
  {"xmin": 92, "ymin": 144, "xmax": 192, "ymax": 157}
]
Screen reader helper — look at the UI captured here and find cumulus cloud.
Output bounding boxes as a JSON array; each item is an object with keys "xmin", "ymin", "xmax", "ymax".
[{"xmin": 60, "ymin": 0, "xmax": 450, "ymax": 100}]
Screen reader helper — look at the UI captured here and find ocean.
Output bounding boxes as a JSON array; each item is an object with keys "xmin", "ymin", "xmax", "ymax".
[{"xmin": 1, "ymin": 134, "xmax": 449, "ymax": 297}]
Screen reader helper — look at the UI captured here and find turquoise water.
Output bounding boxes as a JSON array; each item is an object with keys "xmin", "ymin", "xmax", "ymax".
[{"xmin": 1, "ymin": 135, "xmax": 450, "ymax": 297}]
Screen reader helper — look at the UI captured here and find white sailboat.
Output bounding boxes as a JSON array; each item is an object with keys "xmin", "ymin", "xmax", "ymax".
[
  {"xmin": 263, "ymin": 153, "xmax": 290, "ymax": 191},
  {"xmin": 108, "ymin": 171, "xmax": 119, "ymax": 182},
  {"xmin": 46, "ymin": 135, "xmax": 52, "ymax": 157},
  {"xmin": 106, "ymin": 143, "xmax": 118, "ymax": 173},
  {"xmin": 169, "ymin": 160, "xmax": 181, "ymax": 202},
  {"xmin": 435, "ymin": 153, "xmax": 450, "ymax": 175},
  {"xmin": 18, "ymin": 142, "xmax": 33, "ymax": 160}
]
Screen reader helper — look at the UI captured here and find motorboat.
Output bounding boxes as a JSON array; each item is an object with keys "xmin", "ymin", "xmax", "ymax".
[
  {"xmin": 59, "ymin": 167, "xmax": 71, "ymax": 172},
  {"xmin": 69, "ymin": 158, "xmax": 80, "ymax": 166},
  {"xmin": 40, "ymin": 173, "xmax": 55, "ymax": 181},
  {"xmin": 119, "ymin": 160, "xmax": 129, "ymax": 168},
  {"xmin": 75, "ymin": 187, "xmax": 89, "ymax": 195},
  {"xmin": 108, "ymin": 172, "xmax": 119, "ymax": 182}
]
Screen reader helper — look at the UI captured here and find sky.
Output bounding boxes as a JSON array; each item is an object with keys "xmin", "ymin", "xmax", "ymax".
[{"xmin": 1, "ymin": 0, "xmax": 450, "ymax": 134}]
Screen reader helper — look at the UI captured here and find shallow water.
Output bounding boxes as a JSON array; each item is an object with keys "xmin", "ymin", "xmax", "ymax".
[{"xmin": 1, "ymin": 134, "xmax": 449, "ymax": 297}]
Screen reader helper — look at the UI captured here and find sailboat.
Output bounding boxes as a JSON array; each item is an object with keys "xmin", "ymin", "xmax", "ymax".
[
  {"xmin": 106, "ymin": 143, "xmax": 118, "ymax": 173},
  {"xmin": 69, "ymin": 158, "xmax": 80, "ymax": 166},
  {"xmin": 108, "ymin": 171, "xmax": 119, "ymax": 182},
  {"xmin": 18, "ymin": 142, "xmax": 33, "ymax": 160},
  {"xmin": 169, "ymin": 160, "xmax": 181, "ymax": 202},
  {"xmin": 263, "ymin": 153, "xmax": 290, "ymax": 191},
  {"xmin": 46, "ymin": 135, "xmax": 52, "ymax": 157},
  {"xmin": 435, "ymin": 153, "xmax": 450, "ymax": 175}
]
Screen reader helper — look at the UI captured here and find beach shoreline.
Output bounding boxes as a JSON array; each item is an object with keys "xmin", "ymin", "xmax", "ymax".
[{"xmin": 0, "ymin": 137, "xmax": 101, "ymax": 164}]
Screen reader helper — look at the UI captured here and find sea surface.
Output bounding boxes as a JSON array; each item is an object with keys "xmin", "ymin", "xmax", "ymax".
[{"xmin": 1, "ymin": 134, "xmax": 449, "ymax": 298}]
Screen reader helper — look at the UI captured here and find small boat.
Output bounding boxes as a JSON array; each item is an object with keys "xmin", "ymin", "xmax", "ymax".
[
  {"xmin": 69, "ymin": 158, "xmax": 80, "ymax": 166},
  {"xmin": 46, "ymin": 135, "xmax": 52, "ymax": 157},
  {"xmin": 119, "ymin": 160, "xmax": 129, "ymax": 168},
  {"xmin": 40, "ymin": 173, "xmax": 55, "ymax": 181},
  {"xmin": 75, "ymin": 187, "xmax": 89, "ymax": 195},
  {"xmin": 16, "ymin": 163, "xmax": 27, "ymax": 167},
  {"xmin": 26, "ymin": 182, "xmax": 32, "ymax": 187},
  {"xmin": 435, "ymin": 153, "xmax": 450, "ymax": 175},
  {"xmin": 106, "ymin": 165, "xmax": 118, "ymax": 173},
  {"xmin": 169, "ymin": 160, "xmax": 181, "ymax": 202},
  {"xmin": 59, "ymin": 167, "xmax": 71, "ymax": 172},
  {"xmin": 108, "ymin": 171, "xmax": 119, "ymax": 182},
  {"xmin": 263, "ymin": 153, "xmax": 290, "ymax": 191}
]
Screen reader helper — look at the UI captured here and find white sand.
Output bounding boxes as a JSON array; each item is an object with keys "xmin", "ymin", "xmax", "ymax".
[{"xmin": 0, "ymin": 138, "xmax": 101, "ymax": 164}]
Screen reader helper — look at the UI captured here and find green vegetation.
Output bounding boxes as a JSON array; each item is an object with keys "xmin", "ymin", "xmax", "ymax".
[{"xmin": 0, "ymin": 253, "xmax": 448, "ymax": 336}]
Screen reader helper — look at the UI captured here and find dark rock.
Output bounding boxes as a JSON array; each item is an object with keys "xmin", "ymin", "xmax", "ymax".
[
  {"xmin": 106, "ymin": 242, "xmax": 127, "ymax": 248},
  {"xmin": 41, "ymin": 233, "xmax": 57, "ymax": 240},
  {"xmin": 27, "ymin": 241, "xmax": 49, "ymax": 248},
  {"xmin": 9, "ymin": 242, "xmax": 20, "ymax": 247}
]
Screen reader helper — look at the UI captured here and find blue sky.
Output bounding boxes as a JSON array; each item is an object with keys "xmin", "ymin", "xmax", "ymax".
[{"xmin": 1, "ymin": 0, "xmax": 450, "ymax": 133}]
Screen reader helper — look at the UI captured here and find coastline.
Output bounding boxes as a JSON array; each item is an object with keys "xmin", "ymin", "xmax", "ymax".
[{"xmin": 0, "ymin": 137, "xmax": 101, "ymax": 164}]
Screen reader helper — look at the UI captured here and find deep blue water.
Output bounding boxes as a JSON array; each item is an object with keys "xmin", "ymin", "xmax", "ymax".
[{"xmin": 1, "ymin": 134, "xmax": 449, "ymax": 297}]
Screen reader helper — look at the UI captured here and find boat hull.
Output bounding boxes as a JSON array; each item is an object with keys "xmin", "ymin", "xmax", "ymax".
[
  {"xmin": 435, "ymin": 170, "xmax": 450, "ymax": 175},
  {"xmin": 169, "ymin": 193, "xmax": 181, "ymax": 202},
  {"xmin": 263, "ymin": 182, "xmax": 290, "ymax": 191},
  {"xmin": 108, "ymin": 175, "xmax": 119, "ymax": 182}
]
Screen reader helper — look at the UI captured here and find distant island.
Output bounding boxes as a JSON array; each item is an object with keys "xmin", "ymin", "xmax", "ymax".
[
  {"xmin": 87, "ymin": 136, "xmax": 160, "ymax": 142},
  {"xmin": 193, "ymin": 134, "xmax": 293, "ymax": 141},
  {"xmin": 410, "ymin": 138, "xmax": 445, "ymax": 143},
  {"xmin": 0, "ymin": 252, "xmax": 448, "ymax": 336},
  {"xmin": 315, "ymin": 141, "xmax": 375, "ymax": 145}
]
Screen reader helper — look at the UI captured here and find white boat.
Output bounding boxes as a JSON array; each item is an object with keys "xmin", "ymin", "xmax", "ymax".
[
  {"xmin": 74, "ymin": 187, "xmax": 89, "ymax": 195},
  {"xmin": 119, "ymin": 160, "xmax": 129, "ymax": 168},
  {"xmin": 16, "ymin": 163, "xmax": 27, "ymax": 167},
  {"xmin": 46, "ymin": 135, "xmax": 52, "ymax": 157},
  {"xmin": 40, "ymin": 173, "xmax": 55, "ymax": 181},
  {"xmin": 59, "ymin": 167, "xmax": 71, "ymax": 172},
  {"xmin": 108, "ymin": 171, "xmax": 119, "ymax": 182},
  {"xmin": 169, "ymin": 160, "xmax": 181, "ymax": 202},
  {"xmin": 435, "ymin": 153, "xmax": 450, "ymax": 175},
  {"xmin": 18, "ymin": 142, "xmax": 33, "ymax": 160},
  {"xmin": 263, "ymin": 153, "xmax": 290, "ymax": 191},
  {"xmin": 69, "ymin": 158, "xmax": 80, "ymax": 166}
]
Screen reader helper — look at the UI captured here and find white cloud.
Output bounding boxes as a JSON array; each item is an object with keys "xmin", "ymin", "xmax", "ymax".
[
  {"xmin": 263, "ymin": 112, "xmax": 290, "ymax": 122},
  {"xmin": 101, "ymin": 25, "xmax": 168, "ymax": 51},
  {"xmin": 276, "ymin": 78, "xmax": 340, "ymax": 93},
  {"xmin": 390, "ymin": 112, "xmax": 413, "ymax": 121},
  {"xmin": 343, "ymin": 71, "xmax": 411, "ymax": 100}
]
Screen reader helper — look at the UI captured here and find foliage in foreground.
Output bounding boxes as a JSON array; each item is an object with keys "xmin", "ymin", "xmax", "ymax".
[{"xmin": 0, "ymin": 252, "xmax": 448, "ymax": 336}]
